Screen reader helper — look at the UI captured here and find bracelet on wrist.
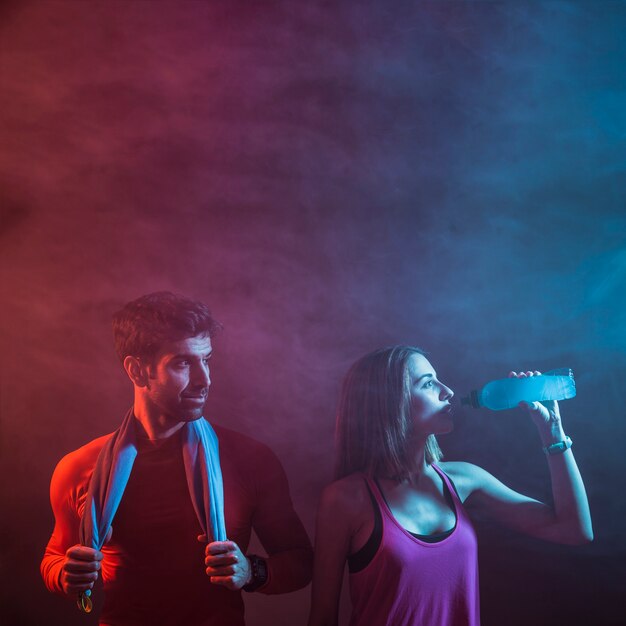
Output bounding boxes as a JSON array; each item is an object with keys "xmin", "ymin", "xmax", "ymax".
[{"xmin": 543, "ymin": 436, "xmax": 572, "ymax": 456}]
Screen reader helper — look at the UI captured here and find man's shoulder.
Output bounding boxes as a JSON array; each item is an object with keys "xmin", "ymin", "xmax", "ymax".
[
  {"xmin": 210, "ymin": 423, "xmax": 287, "ymax": 482},
  {"xmin": 52, "ymin": 432, "xmax": 115, "ymax": 484},
  {"xmin": 212, "ymin": 423, "xmax": 276, "ymax": 458},
  {"xmin": 64, "ymin": 431, "xmax": 115, "ymax": 461}
]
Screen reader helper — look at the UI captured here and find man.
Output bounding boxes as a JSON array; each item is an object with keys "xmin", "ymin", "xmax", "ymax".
[{"xmin": 41, "ymin": 292, "xmax": 313, "ymax": 625}]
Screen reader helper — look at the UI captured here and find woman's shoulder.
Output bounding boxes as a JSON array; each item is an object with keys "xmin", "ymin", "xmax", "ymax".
[
  {"xmin": 437, "ymin": 460, "xmax": 493, "ymax": 501},
  {"xmin": 319, "ymin": 472, "xmax": 372, "ymax": 514},
  {"xmin": 438, "ymin": 459, "xmax": 490, "ymax": 474}
]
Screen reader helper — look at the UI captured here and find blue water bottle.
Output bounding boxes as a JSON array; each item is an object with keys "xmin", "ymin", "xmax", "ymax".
[{"xmin": 461, "ymin": 368, "xmax": 576, "ymax": 411}]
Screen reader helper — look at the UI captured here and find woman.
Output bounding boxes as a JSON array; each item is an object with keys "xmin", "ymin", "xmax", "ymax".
[{"xmin": 308, "ymin": 346, "xmax": 592, "ymax": 626}]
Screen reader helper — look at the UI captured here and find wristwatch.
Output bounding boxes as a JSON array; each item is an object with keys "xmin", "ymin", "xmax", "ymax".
[
  {"xmin": 543, "ymin": 436, "xmax": 573, "ymax": 455},
  {"xmin": 243, "ymin": 554, "xmax": 268, "ymax": 592}
]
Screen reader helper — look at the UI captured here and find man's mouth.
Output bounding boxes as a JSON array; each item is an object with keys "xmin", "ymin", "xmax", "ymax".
[{"xmin": 181, "ymin": 392, "xmax": 208, "ymax": 402}]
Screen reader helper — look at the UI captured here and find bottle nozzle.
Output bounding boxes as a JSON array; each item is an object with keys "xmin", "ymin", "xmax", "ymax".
[{"xmin": 460, "ymin": 390, "xmax": 480, "ymax": 409}]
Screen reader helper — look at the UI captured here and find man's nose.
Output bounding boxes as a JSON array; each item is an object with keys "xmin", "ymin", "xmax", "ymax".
[{"xmin": 192, "ymin": 363, "xmax": 210, "ymax": 387}]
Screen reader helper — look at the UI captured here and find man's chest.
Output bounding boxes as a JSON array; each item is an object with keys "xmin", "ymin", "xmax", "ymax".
[{"xmin": 109, "ymin": 446, "xmax": 255, "ymax": 555}]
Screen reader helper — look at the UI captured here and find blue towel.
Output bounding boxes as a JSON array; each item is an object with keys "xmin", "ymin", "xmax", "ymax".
[{"xmin": 77, "ymin": 408, "xmax": 226, "ymax": 610}]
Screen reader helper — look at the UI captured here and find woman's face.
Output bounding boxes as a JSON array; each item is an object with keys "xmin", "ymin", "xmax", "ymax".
[{"xmin": 406, "ymin": 353, "xmax": 454, "ymax": 436}]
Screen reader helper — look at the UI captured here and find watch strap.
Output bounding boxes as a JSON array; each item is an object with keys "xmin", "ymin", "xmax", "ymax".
[
  {"xmin": 543, "ymin": 436, "xmax": 573, "ymax": 455},
  {"xmin": 243, "ymin": 554, "xmax": 268, "ymax": 592}
]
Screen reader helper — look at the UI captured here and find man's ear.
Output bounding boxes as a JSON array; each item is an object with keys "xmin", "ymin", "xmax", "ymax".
[{"xmin": 123, "ymin": 356, "xmax": 151, "ymax": 388}]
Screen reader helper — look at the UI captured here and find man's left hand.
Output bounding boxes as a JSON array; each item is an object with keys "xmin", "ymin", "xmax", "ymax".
[{"xmin": 199, "ymin": 538, "xmax": 251, "ymax": 590}]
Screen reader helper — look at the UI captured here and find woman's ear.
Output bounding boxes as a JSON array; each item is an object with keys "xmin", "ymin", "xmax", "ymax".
[{"xmin": 123, "ymin": 355, "xmax": 151, "ymax": 388}]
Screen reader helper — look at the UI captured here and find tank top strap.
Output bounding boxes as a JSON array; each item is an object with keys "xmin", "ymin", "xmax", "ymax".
[
  {"xmin": 362, "ymin": 473, "xmax": 387, "ymax": 511},
  {"xmin": 364, "ymin": 469, "xmax": 458, "ymax": 506},
  {"xmin": 431, "ymin": 463, "xmax": 462, "ymax": 505}
]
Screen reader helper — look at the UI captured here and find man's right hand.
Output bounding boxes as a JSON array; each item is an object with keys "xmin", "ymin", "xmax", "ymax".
[{"xmin": 60, "ymin": 545, "xmax": 103, "ymax": 596}]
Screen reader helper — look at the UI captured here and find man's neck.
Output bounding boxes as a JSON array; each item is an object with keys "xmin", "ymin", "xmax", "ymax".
[{"xmin": 132, "ymin": 400, "xmax": 186, "ymax": 441}]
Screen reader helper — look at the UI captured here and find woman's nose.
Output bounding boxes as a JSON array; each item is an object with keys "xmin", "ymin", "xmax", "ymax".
[{"xmin": 440, "ymin": 383, "xmax": 454, "ymax": 401}]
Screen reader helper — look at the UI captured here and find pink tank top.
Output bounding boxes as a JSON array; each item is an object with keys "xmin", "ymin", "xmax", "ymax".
[{"xmin": 349, "ymin": 465, "xmax": 480, "ymax": 626}]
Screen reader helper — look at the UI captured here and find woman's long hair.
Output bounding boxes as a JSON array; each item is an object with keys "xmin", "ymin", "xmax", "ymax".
[{"xmin": 335, "ymin": 346, "xmax": 442, "ymax": 480}]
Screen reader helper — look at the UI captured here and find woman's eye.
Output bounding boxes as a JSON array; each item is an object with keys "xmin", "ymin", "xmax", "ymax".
[{"xmin": 423, "ymin": 380, "xmax": 434, "ymax": 388}]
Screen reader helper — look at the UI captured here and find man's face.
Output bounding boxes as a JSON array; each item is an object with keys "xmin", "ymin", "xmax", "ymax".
[{"xmin": 143, "ymin": 333, "xmax": 213, "ymax": 424}]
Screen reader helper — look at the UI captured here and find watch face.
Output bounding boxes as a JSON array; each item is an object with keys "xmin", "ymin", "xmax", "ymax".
[{"xmin": 546, "ymin": 437, "xmax": 572, "ymax": 455}]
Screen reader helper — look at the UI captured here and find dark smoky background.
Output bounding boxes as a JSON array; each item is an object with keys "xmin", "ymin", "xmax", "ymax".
[{"xmin": 1, "ymin": 1, "xmax": 624, "ymax": 625}]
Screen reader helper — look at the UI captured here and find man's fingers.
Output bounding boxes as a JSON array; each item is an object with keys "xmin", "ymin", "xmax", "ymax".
[
  {"xmin": 64, "ymin": 581, "xmax": 95, "ymax": 594},
  {"xmin": 205, "ymin": 552, "xmax": 238, "ymax": 566},
  {"xmin": 65, "ymin": 559, "xmax": 101, "ymax": 573},
  {"xmin": 62, "ymin": 569, "xmax": 98, "ymax": 595},
  {"xmin": 61, "ymin": 544, "xmax": 104, "ymax": 597},
  {"xmin": 66, "ymin": 545, "xmax": 103, "ymax": 561},
  {"xmin": 64, "ymin": 570, "xmax": 99, "ymax": 583},
  {"xmin": 204, "ymin": 539, "xmax": 247, "ymax": 591},
  {"xmin": 206, "ymin": 564, "xmax": 237, "ymax": 576},
  {"xmin": 206, "ymin": 541, "xmax": 237, "ymax": 555}
]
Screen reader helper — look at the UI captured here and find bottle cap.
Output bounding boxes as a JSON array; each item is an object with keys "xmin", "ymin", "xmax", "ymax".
[{"xmin": 460, "ymin": 390, "xmax": 479, "ymax": 408}]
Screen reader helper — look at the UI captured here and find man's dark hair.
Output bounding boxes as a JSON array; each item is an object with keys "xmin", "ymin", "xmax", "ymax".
[{"xmin": 112, "ymin": 291, "xmax": 222, "ymax": 363}]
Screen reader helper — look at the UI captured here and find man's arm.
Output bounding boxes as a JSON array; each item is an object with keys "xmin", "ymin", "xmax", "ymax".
[
  {"xmin": 41, "ymin": 451, "xmax": 104, "ymax": 597},
  {"xmin": 200, "ymin": 430, "xmax": 312, "ymax": 593},
  {"xmin": 246, "ymin": 444, "xmax": 313, "ymax": 594}
]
